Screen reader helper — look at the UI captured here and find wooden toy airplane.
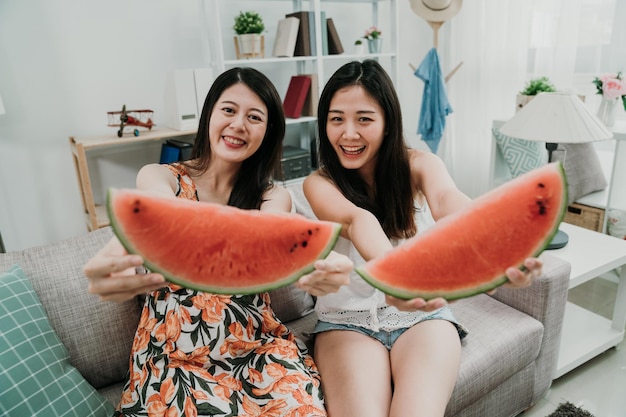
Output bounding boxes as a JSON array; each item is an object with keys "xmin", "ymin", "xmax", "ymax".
[{"xmin": 107, "ymin": 104, "xmax": 154, "ymax": 137}]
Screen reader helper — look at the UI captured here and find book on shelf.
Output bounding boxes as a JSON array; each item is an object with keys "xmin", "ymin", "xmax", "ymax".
[
  {"xmin": 327, "ymin": 18, "xmax": 344, "ymax": 55},
  {"xmin": 285, "ymin": 11, "xmax": 311, "ymax": 56},
  {"xmin": 283, "ymin": 75, "xmax": 313, "ymax": 119},
  {"xmin": 320, "ymin": 11, "xmax": 328, "ymax": 55},
  {"xmin": 308, "ymin": 12, "xmax": 316, "ymax": 56},
  {"xmin": 272, "ymin": 17, "xmax": 300, "ymax": 57},
  {"xmin": 301, "ymin": 73, "xmax": 319, "ymax": 117}
]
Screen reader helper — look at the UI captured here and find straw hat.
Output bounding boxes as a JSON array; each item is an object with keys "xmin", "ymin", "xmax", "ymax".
[{"xmin": 410, "ymin": 0, "xmax": 463, "ymax": 23}]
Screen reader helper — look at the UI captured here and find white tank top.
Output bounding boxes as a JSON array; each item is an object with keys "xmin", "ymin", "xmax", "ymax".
[{"xmin": 315, "ymin": 201, "xmax": 439, "ymax": 332}]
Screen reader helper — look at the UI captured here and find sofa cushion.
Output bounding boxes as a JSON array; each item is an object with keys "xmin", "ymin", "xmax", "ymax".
[
  {"xmin": 0, "ymin": 227, "xmax": 141, "ymax": 390},
  {"xmin": 556, "ymin": 143, "xmax": 608, "ymax": 204},
  {"xmin": 493, "ymin": 127, "xmax": 548, "ymax": 178},
  {"xmin": 0, "ymin": 264, "xmax": 115, "ymax": 416},
  {"xmin": 447, "ymin": 294, "xmax": 543, "ymax": 414},
  {"xmin": 269, "ymin": 285, "xmax": 315, "ymax": 323}
]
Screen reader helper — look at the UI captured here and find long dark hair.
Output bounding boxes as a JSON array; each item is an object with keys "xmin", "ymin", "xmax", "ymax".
[
  {"xmin": 184, "ymin": 67, "xmax": 285, "ymax": 210},
  {"xmin": 317, "ymin": 60, "xmax": 416, "ymax": 239}
]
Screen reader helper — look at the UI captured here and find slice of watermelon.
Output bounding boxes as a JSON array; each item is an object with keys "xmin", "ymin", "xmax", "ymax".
[
  {"xmin": 107, "ymin": 188, "xmax": 341, "ymax": 294},
  {"xmin": 356, "ymin": 162, "xmax": 568, "ymax": 300}
]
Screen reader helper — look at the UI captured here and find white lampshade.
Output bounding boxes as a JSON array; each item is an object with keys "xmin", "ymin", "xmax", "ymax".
[
  {"xmin": 0, "ymin": 95, "xmax": 5, "ymax": 115},
  {"xmin": 500, "ymin": 91, "xmax": 613, "ymax": 143}
]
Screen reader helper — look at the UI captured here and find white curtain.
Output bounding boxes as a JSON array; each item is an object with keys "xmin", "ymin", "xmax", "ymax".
[{"xmin": 440, "ymin": 0, "xmax": 618, "ymax": 198}]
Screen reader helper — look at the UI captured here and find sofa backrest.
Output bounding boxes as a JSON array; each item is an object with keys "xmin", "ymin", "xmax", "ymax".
[{"xmin": 0, "ymin": 227, "xmax": 141, "ymax": 390}]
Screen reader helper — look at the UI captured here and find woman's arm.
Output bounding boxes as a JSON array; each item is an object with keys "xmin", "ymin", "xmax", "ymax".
[
  {"xmin": 409, "ymin": 150, "xmax": 472, "ymax": 221},
  {"xmin": 303, "ymin": 172, "xmax": 393, "ymax": 261},
  {"xmin": 259, "ymin": 183, "xmax": 292, "ymax": 213}
]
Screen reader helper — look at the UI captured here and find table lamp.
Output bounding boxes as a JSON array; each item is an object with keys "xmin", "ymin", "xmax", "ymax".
[{"xmin": 499, "ymin": 91, "xmax": 613, "ymax": 249}]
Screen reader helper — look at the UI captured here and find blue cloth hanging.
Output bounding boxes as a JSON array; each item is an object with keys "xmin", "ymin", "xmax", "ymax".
[{"xmin": 414, "ymin": 47, "xmax": 453, "ymax": 154}]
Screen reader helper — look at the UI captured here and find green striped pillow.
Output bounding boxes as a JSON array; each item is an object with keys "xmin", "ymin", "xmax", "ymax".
[
  {"xmin": 493, "ymin": 127, "xmax": 548, "ymax": 178},
  {"xmin": 0, "ymin": 264, "xmax": 115, "ymax": 417}
]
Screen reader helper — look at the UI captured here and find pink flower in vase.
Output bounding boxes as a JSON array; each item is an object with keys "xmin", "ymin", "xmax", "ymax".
[
  {"xmin": 602, "ymin": 78, "xmax": 626, "ymax": 99},
  {"xmin": 594, "ymin": 73, "xmax": 626, "ymax": 100}
]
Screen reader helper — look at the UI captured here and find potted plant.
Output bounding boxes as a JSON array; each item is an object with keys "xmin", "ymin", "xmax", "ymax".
[
  {"xmin": 593, "ymin": 72, "xmax": 626, "ymax": 127},
  {"xmin": 516, "ymin": 76, "xmax": 556, "ymax": 111},
  {"xmin": 364, "ymin": 26, "xmax": 382, "ymax": 54},
  {"xmin": 233, "ymin": 11, "xmax": 265, "ymax": 59}
]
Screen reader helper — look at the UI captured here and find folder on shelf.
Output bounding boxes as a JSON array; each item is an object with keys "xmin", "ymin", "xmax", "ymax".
[
  {"xmin": 286, "ymin": 11, "xmax": 311, "ymax": 56},
  {"xmin": 307, "ymin": 11, "xmax": 316, "ymax": 55},
  {"xmin": 283, "ymin": 75, "xmax": 313, "ymax": 119},
  {"xmin": 272, "ymin": 17, "xmax": 300, "ymax": 57},
  {"xmin": 320, "ymin": 11, "xmax": 328, "ymax": 55},
  {"xmin": 160, "ymin": 139, "xmax": 193, "ymax": 164},
  {"xmin": 301, "ymin": 73, "xmax": 319, "ymax": 117},
  {"xmin": 327, "ymin": 18, "xmax": 344, "ymax": 55}
]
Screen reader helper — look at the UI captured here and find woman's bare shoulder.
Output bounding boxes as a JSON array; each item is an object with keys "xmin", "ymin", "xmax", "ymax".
[
  {"xmin": 261, "ymin": 183, "xmax": 292, "ymax": 212},
  {"xmin": 408, "ymin": 148, "xmax": 447, "ymax": 170}
]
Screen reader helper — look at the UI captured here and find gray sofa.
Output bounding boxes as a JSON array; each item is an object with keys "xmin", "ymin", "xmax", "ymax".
[{"xmin": 0, "ymin": 183, "xmax": 571, "ymax": 417}]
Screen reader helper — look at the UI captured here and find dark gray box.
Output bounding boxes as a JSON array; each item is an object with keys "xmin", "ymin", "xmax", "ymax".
[{"xmin": 281, "ymin": 146, "xmax": 311, "ymax": 180}]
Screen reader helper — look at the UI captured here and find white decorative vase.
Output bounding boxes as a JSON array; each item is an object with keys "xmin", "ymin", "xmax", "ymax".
[
  {"xmin": 354, "ymin": 43, "xmax": 366, "ymax": 55},
  {"xmin": 237, "ymin": 34, "xmax": 263, "ymax": 57},
  {"xmin": 367, "ymin": 38, "xmax": 382, "ymax": 54},
  {"xmin": 515, "ymin": 94, "xmax": 534, "ymax": 112},
  {"xmin": 597, "ymin": 96, "xmax": 618, "ymax": 127}
]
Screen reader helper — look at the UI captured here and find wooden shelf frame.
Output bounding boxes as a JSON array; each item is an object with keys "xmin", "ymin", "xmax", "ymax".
[{"xmin": 69, "ymin": 128, "xmax": 196, "ymax": 231}]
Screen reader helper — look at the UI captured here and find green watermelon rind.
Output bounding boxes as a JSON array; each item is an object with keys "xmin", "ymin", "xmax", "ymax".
[
  {"xmin": 355, "ymin": 162, "xmax": 568, "ymax": 301},
  {"xmin": 106, "ymin": 188, "xmax": 342, "ymax": 295},
  {"xmin": 355, "ymin": 269, "xmax": 509, "ymax": 301}
]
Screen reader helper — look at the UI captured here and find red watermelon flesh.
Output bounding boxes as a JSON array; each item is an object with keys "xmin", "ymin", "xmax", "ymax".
[
  {"xmin": 107, "ymin": 188, "xmax": 341, "ymax": 294},
  {"xmin": 355, "ymin": 162, "xmax": 567, "ymax": 300}
]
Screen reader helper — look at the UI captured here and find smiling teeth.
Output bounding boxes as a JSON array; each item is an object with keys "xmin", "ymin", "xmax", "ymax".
[
  {"xmin": 223, "ymin": 136, "xmax": 245, "ymax": 145},
  {"xmin": 341, "ymin": 146, "xmax": 365, "ymax": 155}
]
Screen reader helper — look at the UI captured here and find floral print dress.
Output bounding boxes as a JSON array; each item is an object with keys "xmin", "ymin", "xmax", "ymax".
[{"xmin": 116, "ymin": 163, "xmax": 326, "ymax": 417}]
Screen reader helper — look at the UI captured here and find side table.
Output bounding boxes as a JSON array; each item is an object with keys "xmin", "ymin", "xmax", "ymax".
[{"xmin": 548, "ymin": 222, "xmax": 626, "ymax": 378}]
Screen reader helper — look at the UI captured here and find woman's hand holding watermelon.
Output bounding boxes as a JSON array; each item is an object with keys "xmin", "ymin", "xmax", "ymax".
[
  {"xmin": 84, "ymin": 237, "xmax": 166, "ymax": 302},
  {"xmin": 295, "ymin": 251, "xmax": 353, "ymax": 296},
  {"xmin": 501, "ymin": 257, "xmax": 544, "ymax": 289}
]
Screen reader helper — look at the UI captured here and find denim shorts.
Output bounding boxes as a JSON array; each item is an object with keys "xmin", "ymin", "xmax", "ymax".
[{"xmin": 312, "ymin": 308, "xmax": 468, "ymax": 350}]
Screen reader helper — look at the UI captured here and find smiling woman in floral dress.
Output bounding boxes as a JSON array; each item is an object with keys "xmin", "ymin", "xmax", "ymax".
[{"xmin": 83, "ymin": 67, "xmax": 351, "ymax": 417}]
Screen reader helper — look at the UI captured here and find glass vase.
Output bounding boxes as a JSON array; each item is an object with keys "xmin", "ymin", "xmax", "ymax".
[
  {"xmin": 367, "ymin": 38, "xmax": 382, "ymax": 54},
  {"xmin": 597, "ymin": 96, "xmax": 618, "ymax": 127}
]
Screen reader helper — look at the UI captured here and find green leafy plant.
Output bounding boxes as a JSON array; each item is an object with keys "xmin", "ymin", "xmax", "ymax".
[
  {"xmin": 519, "ymin": 76, "xmax": 556, "ymax": 95},
  {"xmin": 233, "ymin": 11, "xmax": 265, "ymax": 35},
  {"xmin": 355, "ymin": 39, "xmax": 363, "ymax": 45}
]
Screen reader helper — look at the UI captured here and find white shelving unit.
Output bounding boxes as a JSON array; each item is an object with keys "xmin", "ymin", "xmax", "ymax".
[
  {"xmin": 550, "ymin": 222, "xmax": 626, "ymax": 379},
  {"xmin": 201, "ymin": 0, "xmax": 399, "ymax": 166}
]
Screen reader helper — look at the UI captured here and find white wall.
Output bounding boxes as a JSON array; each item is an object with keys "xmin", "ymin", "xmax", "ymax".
[
  {"xmin": 0, "ymin": 1, "xmax": 208, "ymax": 251},
  {"xmin": 0, "ymin": 0, "xmax": 432, "ymax": 251}
]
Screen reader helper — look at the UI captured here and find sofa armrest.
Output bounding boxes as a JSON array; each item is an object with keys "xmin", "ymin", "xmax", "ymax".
[{"xmin": 490, "ymin": 253, "xmax": 571, "ymax": 401}]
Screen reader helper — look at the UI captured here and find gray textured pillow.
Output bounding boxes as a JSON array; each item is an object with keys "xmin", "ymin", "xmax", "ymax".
[
  {"xmin": 555, "ymin": 143, "xmax": 608, "ymax": 204},
  {"xmin": 0, "ymin": 227, "xmax": 141, "ymax": 390},
  {"xmin": 267, "ymin": 181, "xmax": 318, "ymax": 323},
  {"xmin": 268, "ymin": 285, "xmax": 315, "ymax": 323}
]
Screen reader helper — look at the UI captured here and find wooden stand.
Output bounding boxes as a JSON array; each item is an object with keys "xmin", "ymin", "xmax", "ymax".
[
  {"xmin": 234, "ymin": 35, "xmax": 265, "ymax": 59},
  {"xmin": 69, "ymin": 128, "xmax": 196, "ymax": 231}
]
